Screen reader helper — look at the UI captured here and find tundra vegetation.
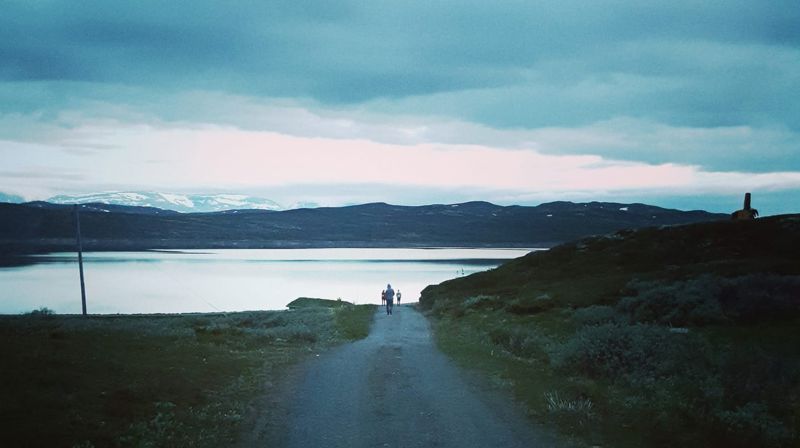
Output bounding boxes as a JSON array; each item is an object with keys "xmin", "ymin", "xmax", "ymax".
[
  {"xmin": 421, "ymin": 215, "xmax": 800, "ymax": 448},
  {"xmin": 0, "ymin": 298, "xmax": 374, "ymax": 447}
]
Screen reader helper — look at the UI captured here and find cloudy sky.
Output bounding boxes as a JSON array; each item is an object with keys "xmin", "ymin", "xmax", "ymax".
[{"xmin": 1, "ymin": 1, "xmax": 798, "ymax": 214}]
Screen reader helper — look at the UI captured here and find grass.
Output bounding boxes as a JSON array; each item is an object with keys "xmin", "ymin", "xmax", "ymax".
[
  {"xmin": 0, "ymin": 299, "xmax": 375, "ymax": 448},
  {"xmin": 334, "ymin": 303, "xmax": 377, "ymax": 340},
  {"xmin": 287, "ymin": 296, "xmax": 375, "ymax": 340},
  {"xmin": 432, "ymin": 310, "xmax": 611, "ymax": 446},
  {"xmin": 423, "ymin": 215, "xmax": 800, "ymax": 448},
  {"xmin": 543, "ymin": 391, "xmax": 595, "ymax": 421}
]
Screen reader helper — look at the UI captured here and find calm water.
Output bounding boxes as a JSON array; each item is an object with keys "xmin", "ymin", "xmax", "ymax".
[{"xmin": 0, "ymin": 248, "xmax": 537, "ymax": 314}]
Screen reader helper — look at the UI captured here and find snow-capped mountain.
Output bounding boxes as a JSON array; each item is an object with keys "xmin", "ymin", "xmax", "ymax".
[
  {"xmin": 0, "ymin": 192, "xmax": 24, "ymax": 203},
  {"xmin": 47, "ymin": 192, "xmax": 284, "ymax": 213},
  {"xmin": 286, "ymin": 201, "xmax": 321, "ymax": 210}
]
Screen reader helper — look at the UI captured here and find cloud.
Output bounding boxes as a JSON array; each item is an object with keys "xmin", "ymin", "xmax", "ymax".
[
  {"xmin": 516, "ymin": 119, "xmax": 800, "ymax": 172},
  {"xmin": 3, "ymin": 93, "xmax": 797, "ymax": 173},
  {"xmin": 0, "ymin": 169, "xmax": 85, "ymax": 180},
  {"xmin": 1, "ymin": 1, "xmax": 798, "ymax": 213},
  {"xmin": 1, "ymin": 1, "xmax": 797, "ymax": 125},
  {"xmin": 3, "ymin": 119, "xmax": 799, "ymax": 202}
]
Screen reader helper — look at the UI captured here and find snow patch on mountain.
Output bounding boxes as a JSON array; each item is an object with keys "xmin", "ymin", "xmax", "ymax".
[
  {"xmin": 0, "ymin": 192, "xmax": 25, "ymax": 203},
  {"xmin": 119, "ymin": 192, "xmax": 148, "ymax": 202},
  {"xmin": 47, "ymin": 192, "xmax": 285, "ymax": 213},
  {"xmin": 287, "ymin": 201, "xmax": 321, "ymax": 210},
  {"xmin": 158, "ymin": 193, "xmax": 194, "ymax": 208},
  {"xmin": 213, "ymin": 195, "xmax": 248, "ymax": 206}
]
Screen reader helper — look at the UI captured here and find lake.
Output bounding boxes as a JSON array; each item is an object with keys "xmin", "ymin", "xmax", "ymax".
[{"xmin": 0, "ymin": 248, "xmax": 538, "ymax": 314}]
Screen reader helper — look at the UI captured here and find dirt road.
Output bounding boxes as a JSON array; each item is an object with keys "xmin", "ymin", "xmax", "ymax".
[{"xmin": 246, "ymin": 305, "xmax": 563, "ymax": 447}]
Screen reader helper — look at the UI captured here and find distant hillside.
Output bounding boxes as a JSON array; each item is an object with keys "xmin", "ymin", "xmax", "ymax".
[
  {"xmin": 24, "ymin": 201, "xmax": 180, "ymax": 216},
  {"xmin": 420, "ymin": 215, "xmax": 800, "ymax": 447},
  {"xmin": 0, "ymin": 200, "xmax": 726, "ymax": 254}
]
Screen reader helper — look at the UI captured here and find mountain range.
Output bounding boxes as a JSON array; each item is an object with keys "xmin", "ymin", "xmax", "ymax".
[
  {"xmin": 0, "ymin": 200, "xmax": 727, "ymax": 254},
  {"xmin": 46, "ymin": 192, "xmax": 292, "ymax": 213},
  {"xmin": 0, "ymin": 192, "xmax": 24, "ymax": 204}
]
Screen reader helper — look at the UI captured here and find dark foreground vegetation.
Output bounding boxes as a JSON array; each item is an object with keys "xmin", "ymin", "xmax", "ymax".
[
  {"xmin": 421, "ymin": 214, "xmax": 800, "ymax": 447},
  {"xmin": 0, "ymin": 299, "xmax": 374, "ymax": 447}
]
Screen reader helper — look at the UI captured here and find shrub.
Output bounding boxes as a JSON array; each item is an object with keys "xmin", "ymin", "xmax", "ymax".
[
  {"xmin": 120, "ymin": 401, "xmax": 187, "ymax": 447},
  {"xmin": 617, "ymin": 274, "xmax": 800, "ymax": 326},
  {"xmin": 193, "ymin": 323, "xmax": 243, "ymax": 339},
  {"xmin": 333, "ymin": 304, "xmax": 375, "ymax": 340},
  {"xmin": 718, "ymin": 345, "xmax": 800, "ymax": 417},
  {"xmin": 26, "ymin": 307, "xmax": 56, "ymax": 316},
  {"xmin": 462, "ymin": 295, "xmax": 498, "ymax": 310},
  {"xmin": 428, "ymin": 294, "xmax": 470, "ymax": 318},
  {"xmin": 572, "ymin": 305, "xmax": 619, "ymax": 326},
  {"xmin": 544, "ymin": 390, "xmax": 595, "ymax": 421},
  {"xmin": 714, "ymin": 402, "xmax": 794, "ymax": 448},
  {"xmin": 506, "ymin": 293, "xmax": 555, "ymax": 315},
  {"xmin": 553, "ymin": 320, "xmax": 798, "ymax": 446},
  {"xmin": 271, "ymin": 324, "xmax": 317, "ymax": 343},
  {"xmin": 718, "ymin": 274, "xmax": 800, "ymax": 323},
  {"xmin": 551, "ymin": 323, "xmax": 704, "ymax": 381},
  {"xmin": 617, "ymin": 276, "xmax": 725, "ymax": 326},
  {"xmin": 488, "ymin": 327, "xmax": 552, "ymax": 361},
  {"xmin": 259, "ymin": 312, "xmax": 288, "ymax": 328}
]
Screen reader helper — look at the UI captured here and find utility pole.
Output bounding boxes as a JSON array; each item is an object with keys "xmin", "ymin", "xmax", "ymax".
[{"xmin": 74, "ymin": 204, "xmax": 87, "ymax": 315}]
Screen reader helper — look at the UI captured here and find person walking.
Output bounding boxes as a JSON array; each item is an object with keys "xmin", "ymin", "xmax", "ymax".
[
  {"xmin": 381, "ymin": 290, "xmax": 386, "ymax": 306},
  {"xmin": 385, "ymin": 283, "xmax": 395, "ymax": 315},
  {"xmin": 396, "ymin": 289, "xmax": 402, "ymax": 305}
]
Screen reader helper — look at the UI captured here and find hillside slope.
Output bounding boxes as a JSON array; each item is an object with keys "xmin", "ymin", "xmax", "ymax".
[
  {"xmin": 422, "ymin": 214, "xmax": 800, "ymax": 310},
  {"xmin": 0, "ymin": 200, "xmax": 725, "ymax": 254},
  {"xmin": 420, "ymin": 215, "xmax": 800, "ymax": 448}
]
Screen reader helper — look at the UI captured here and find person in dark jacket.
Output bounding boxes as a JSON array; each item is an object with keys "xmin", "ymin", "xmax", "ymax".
[{"xmin": 385, "ymin": 284, "xmax": 395, "ymax": 315}]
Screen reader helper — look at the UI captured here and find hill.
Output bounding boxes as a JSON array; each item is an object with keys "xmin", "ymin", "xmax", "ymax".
[
  {"xmin": 420, "ymin": 215, "xmax": 800, "ymax": 447},
  {"xmin": 0, "ymin": 200, "xmax": 725, "ymax": 254}
]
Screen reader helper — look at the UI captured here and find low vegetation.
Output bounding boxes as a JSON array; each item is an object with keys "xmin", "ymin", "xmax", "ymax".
[
  {"xmin": 422, "ymin": 215, "xmax": 800, "ymax": 447},
  {"xmin": 0, "ymin": 299, "xmax": 375, "ymax": 447}
]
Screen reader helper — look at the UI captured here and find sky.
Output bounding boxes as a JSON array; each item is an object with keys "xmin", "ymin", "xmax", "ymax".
[{"xmin": 1, "ymin": 1, "xmax": 799, "ymax": 214}]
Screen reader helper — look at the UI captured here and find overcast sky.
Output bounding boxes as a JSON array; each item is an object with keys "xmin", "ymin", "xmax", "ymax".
[{"xmin": 1, "ymin": 1, "xmax": 798, "ymax": 214}]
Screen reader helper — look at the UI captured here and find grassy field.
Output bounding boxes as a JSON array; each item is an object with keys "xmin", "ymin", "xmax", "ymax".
[
  {"xmin": 422, "ymin": 215, "xmax": 800, "ymax": 448},
  {"xmin": 0, "ymin": 300, "xmax": 375, "ymax": 448}
]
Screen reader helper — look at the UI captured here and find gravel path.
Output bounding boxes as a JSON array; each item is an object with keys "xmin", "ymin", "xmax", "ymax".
[{"xmin": 247, "ymin": 305, "xmax": 564, "ymax": 448}]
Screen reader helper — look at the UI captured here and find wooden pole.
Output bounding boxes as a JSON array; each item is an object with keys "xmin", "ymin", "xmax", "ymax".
[{"xmin": 74, "ymin": 204, "xmax": 87, "ymax": 315}]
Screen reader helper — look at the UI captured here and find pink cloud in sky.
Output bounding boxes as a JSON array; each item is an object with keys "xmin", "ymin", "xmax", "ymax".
[
  {"xmin": 61, "ymin": 125, "xmax": 800, "ymax": 188},
  {"xmin": 118, "ymin": 125, "xmax": 700, "ymax": 192},
  {"xmin": 2, "ymin": 120, "xmax": 800, "ymax": 205}
]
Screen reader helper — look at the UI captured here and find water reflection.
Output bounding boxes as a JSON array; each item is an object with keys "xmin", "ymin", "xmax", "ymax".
[{"xmin": 1, "ymin": 248, "xmax": 539, "ymax": 314}]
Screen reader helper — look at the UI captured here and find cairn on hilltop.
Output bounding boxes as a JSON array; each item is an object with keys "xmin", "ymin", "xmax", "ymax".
[{"xmin": 731, "ymin": 192, "xmax": 759, "ymax": 220}]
